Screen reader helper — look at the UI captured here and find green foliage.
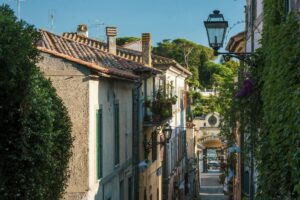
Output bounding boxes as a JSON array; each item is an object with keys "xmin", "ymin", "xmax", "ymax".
[
  {"xmin": 0, "ymin": 5, "xmax": 72, "ymax": 199},
  {"xmin": 116, "ymin": 37, "xmax": 140, "ymax": 46},
  {"xmin": 153, "ymin": 38, "xmax": 215, "ymax": 88},
  {"xmin": 146, "ymin": 87, "xmax": 177, "ymax": 121},
  {"xmin": 195, "ymin": 60, "xmax": 239, "ymax": 117},
  {"xmin": 220, "ymin": 1, "xmax": 300, "ymax": 199},
  {"xmin": 255, "ymin": 3, "xmax": 300, "ymax": 198},
  {"xmin": 153, "ymin": 38, "xmax": 239, "ymax": 118}
]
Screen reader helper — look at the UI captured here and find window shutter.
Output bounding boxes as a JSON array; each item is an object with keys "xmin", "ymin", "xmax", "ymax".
[
  {"xmin": 114, "ymin": 103, "xmax": 120, "ymax": 165},
  {"xmin": 96, "ymin": 109, "xmax": 103, "ymax": 179},
  {"xmin": 151, "ymin": 131, "xmax": 157, "ymax": 161}
]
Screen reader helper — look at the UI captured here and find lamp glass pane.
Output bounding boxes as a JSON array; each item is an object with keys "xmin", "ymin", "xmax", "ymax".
[
  {"xmin": 207, "ymin": 27, "xmax": 225, "ymax": 48},
  {"xmin": 205, "ymin": 21, "xmax": 228, "ymax": 49},
  {"xmin": 165, "ymin": 130, "xmax": 172, "ymax": 140}
]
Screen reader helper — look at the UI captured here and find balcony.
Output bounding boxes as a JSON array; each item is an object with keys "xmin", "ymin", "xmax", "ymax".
[
  {"xmin": 143, "ymin": 99, "xmax": 173, "ymax": 126},
  {"xmin": 143, "ymin": 89, "xmax": 177, "ymax": 126}
]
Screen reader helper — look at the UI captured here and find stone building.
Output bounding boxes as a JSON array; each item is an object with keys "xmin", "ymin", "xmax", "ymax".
[
  {"xmin": 62, "ymin": 25, "xmax": 191, "ymax": 200},
  {"xmin": 194, "ymin": 112, "xmax": 223, "ymax": 172},
  {"xmin": 118, "ymin": 38, "xmax": 192, "ymax": 200},
  {"xmin": 36, "ymin": 27, "xmax": 160, "ymax": 200}
]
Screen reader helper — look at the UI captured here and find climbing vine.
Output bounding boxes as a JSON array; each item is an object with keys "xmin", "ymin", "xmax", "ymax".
[
  {"xmin": 255, "ymin": 0, "xmax": 300, "ymax": 198},
  {"xmin": 220, "ymin": 0, "xmax": 300, "ymax": 199}
]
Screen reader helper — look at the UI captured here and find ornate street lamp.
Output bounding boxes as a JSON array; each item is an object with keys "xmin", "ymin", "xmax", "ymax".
[
  {"xmin": 204, "ymin": 10, "xmax": 252, "ymax": 64},
  {"xmin": 144, "ymin": 123, "xmax": 173, "ymax": 151},
  {"xmin": 162, "ymin": 123, "xmax": 172, "ymax": 142},
  {"xmin": 204, "ymin": 10, "xmax": 228, "ymax": 52}
]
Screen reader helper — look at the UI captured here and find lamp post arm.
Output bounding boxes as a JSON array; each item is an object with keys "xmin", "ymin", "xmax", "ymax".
[{"xmin": 214, "ymin": 51, "xmax": 254, "ymax": 66}]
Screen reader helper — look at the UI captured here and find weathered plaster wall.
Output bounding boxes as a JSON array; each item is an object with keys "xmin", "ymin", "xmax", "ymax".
[
  {"xmin": 186, "ymin": 128, "xmax": 195, "ymax": 159},
  {"xmin": 139, "ymin": 126, "xmax": 163, "ymax": 200},
  {"xmin": 38, "ymin": 53, "xmax": 90, "ymax": 199}
]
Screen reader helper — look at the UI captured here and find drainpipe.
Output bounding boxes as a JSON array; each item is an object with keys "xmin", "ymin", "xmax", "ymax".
[
  {"xmin": 133, "ymin": 79, "xmax": 142, "ymax": 200},
  {"xmin": 250, "ymin": 1, "xmax": 256, "ymax": 199},
  {"xmin": 162, "ymin": 141, "xmax": 169, "ymax": 200}
]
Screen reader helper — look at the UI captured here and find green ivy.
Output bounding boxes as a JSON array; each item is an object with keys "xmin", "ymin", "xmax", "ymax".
[
  {"xmin": 220, "ymin": 0, "xmax": 300, "ymax": 199},
  {"xmin": 256, "ymin": 2, "xmax": 300, "ymax": 198}
]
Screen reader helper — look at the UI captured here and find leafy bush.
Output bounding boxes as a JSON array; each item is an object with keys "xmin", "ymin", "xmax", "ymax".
[
  {"xmin": 0, "ymin": 5, "xmax": 72, "ymax": 199},
  {"xmin": 220, "ymin": 1, "xmax": 300, "ymax": 199}
]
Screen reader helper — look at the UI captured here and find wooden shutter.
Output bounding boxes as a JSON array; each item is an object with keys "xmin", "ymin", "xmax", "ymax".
[
  {"xmin": 114, "ymin": 103, "xmax": 120, "ymax": 165},
  {"xmin": 151, "ymin": 131, "xmax": 157, "ymax": 161},
  {"xmin": 96, "ymin": 109, "xmax": 103, "ymax": 179}
]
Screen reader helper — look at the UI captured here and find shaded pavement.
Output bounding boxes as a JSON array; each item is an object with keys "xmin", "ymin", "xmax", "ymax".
[{"xmin": 199, "ymin": 171, "xmax": 228, "ymax": 200}]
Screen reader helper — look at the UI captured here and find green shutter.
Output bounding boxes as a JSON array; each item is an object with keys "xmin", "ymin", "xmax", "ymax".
[
  {"xmin": 114, "ymin": 103, "xmax": 120, "ymax": 165},
  {"xmin": 151, "ymin": 131, "xmax": 157, "ymax": 161},
  {"xmin": 96, "ymin": 109, "xmax": 103, "ymax": 179}
]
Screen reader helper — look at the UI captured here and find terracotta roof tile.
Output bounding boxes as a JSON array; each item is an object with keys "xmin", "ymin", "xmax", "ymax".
[
  {"xmin": 62, "ymin": 32, "xmax": 192, "ymax": 76},
  {"xmin": 37, "ymin": 30, "xmax": 161, "ymax": 80}
]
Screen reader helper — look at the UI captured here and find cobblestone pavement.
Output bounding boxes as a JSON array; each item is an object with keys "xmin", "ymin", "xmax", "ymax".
[{"xmin": 199, "ymin": 171, "xmax": 228, "ymax": 200}]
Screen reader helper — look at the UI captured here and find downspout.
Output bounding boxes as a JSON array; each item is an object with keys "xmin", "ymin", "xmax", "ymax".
[
  {"xmin": 133, "ymin": 79, "xmax": 142, "ymax": 200},
  {"xmin": 250, "ymin": 1, "xmax": 256, "ymax": 199}
]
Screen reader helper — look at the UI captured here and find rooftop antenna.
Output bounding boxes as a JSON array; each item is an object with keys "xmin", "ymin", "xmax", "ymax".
[
  {"xmin": 89, "ymin": 19, "xmax": 105, "ymax": 41},
  {"xmin": 15, "ymin": 0, "xmax": 25, "ymax": 20},
  {"xmin": 48, "ymin": 9, "xmax": 56, "ymax": 32}
]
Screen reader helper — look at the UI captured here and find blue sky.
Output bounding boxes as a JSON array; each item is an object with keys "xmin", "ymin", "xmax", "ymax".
[{"xmin": 1, "ymin": 0, "xmax": 245, "ymax": 48}]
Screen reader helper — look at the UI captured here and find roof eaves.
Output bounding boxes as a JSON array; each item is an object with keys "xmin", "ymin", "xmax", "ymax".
[{"xmin": 37, "ymin": 46, "xmax": 139, "ymax": 80}]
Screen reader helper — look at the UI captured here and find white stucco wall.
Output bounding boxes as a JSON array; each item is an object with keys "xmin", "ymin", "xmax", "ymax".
[
  {"xmin": 88, "ymin": 78, "xmax": 134, "ymax": 200},
  {"xmin": 246, "ymin": 0, "xmax": 263, "ymax": 52}
]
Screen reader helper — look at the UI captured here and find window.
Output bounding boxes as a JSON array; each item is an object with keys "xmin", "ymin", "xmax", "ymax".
[
  {"xmin": 114, "ymin": 102, "xmax": 120, "ymax": 165},
  {"xmin": 96, "ymin": 108, "xmax": 103, "ymax": 179},
  {"xmin": 250, "ymin": 0, "xmax": 257, "ymax": 23},
  {"xmin": 119, "ymin": 180, "xmax": 124, "ymax": 200},
  {"xmin": 284, "ymin": 0, "xmax": 291, "ymax": 14},
  {"xmin": 128, "ymin": 177, "xmax": 132, "ymax": 200},
  {"xmin": 151, "ymin": 131, "xmax": 157, "ymax": 161},
  {"xmin": 243, "ymin": 170, "xmax": 250, "ymax": 195}
]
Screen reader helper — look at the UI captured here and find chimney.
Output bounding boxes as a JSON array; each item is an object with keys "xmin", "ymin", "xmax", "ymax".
[
  {"xmin": 106, "ymin": 27, "xmax": 117, "ymax": 55},
  {"xmin": 77, "ymin": 24, "xmax": 88, "ymax": 37},
  {"xmin": 142, "ymin": 33, "xmax": 152, "ymax": 67}
]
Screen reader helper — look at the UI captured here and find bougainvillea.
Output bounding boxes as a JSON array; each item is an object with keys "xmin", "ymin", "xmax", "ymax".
[{"xmin": 235, "ymin": 79, "xmax": 254, "ymax": 98}]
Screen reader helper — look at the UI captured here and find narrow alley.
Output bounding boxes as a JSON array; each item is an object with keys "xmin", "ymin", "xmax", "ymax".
[{"xmin": 200, "ymin": 172, "xmax": 228, "ymax": 200}]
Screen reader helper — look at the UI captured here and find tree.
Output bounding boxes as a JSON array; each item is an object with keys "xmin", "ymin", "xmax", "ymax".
[
  {"xmin": 116, "ymin": 37, "xmax": 140, "ymax": 46},
  {"xmin": 153, "ymin": 38, "xmax": 215, "ymax": 89},
  {"xmin": 153, "ymin": 38, "xmax": 239, "ymax": 117},
  {"xmin": 0, "ymin": 5, "xmax": 72, "ymax": 199}
]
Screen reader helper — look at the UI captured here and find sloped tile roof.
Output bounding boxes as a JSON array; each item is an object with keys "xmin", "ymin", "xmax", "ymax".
[
  {"xmin": 37, "ymin": 30, "xmax": 161, "ymax": 80},
  {"xmin": 62, "ymin": 32, "xmax": 192, "ymax": 76}
]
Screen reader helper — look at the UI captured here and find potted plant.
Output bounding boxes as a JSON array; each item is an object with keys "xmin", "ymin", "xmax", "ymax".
[
  {"xmin": 169, "ymin": 95, "xmax": 177, "ymax": 105},
  {"xmin": 144, "ymin": 99, "xmax": 151, "ymax": 107}
]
